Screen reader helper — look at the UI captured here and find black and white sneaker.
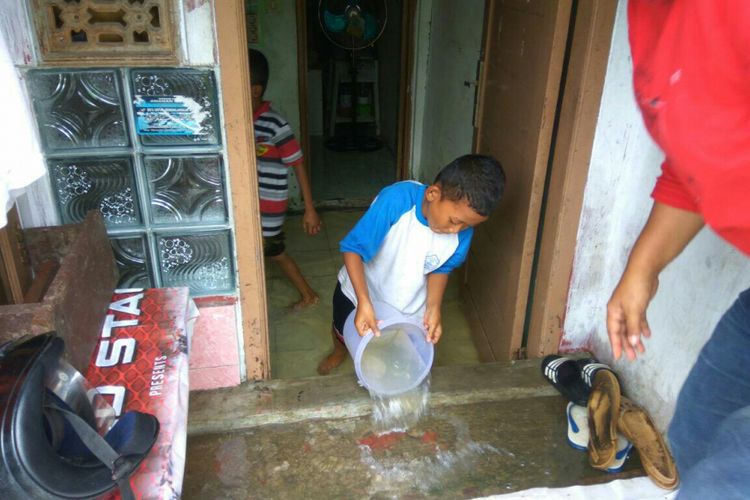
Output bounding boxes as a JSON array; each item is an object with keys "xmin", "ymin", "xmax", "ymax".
[
  {"xmin": 576, "ymin": 358, "xmax": 621, "ymax": 389},
  {"xmin": 541, "ymin": 355, "xmax": 591, "ymax": 407}
]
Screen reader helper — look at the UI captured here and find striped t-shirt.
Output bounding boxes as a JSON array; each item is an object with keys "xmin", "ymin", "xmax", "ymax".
[{"xmin": 253, "ymin": 101, "xmax": 303, "ymax": 237}]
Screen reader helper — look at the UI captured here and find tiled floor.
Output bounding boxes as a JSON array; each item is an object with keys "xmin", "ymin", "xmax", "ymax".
[
  {"xmin": 309, "ymin": 135, "xmax": 396, "ymax": 204},
  {"xmin": 267, "ymin": 210, "xmax": 480, "ymax": 379}
]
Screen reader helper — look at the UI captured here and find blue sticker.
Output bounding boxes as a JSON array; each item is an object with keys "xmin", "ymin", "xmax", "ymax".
[{"xmin": 134, "ymin": 95, "xmax": 208, "ymax": 136}]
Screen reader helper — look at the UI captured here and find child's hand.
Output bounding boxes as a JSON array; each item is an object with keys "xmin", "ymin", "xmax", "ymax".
[
  {"xmin": 423, "ymin": 306, "xmax": 443, "ymax": 344},
  {"xmin": 354, "ymin": 301, "xmax": 381, "ymax": 337},
  {"xmin": 303, "ymin": 208, "xmax": 322, "ymax": 236}
]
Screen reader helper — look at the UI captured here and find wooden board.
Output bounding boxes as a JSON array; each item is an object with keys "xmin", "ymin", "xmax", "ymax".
[{"xmin": 464, "ymin": 0, "xmax": 572, "ymax": 360}]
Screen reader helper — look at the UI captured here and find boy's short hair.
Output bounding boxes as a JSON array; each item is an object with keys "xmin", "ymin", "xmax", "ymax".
[
  {"xmin": 249, "ymin": 49, "xmax": 269, "ymax": 93},
  {"xmin": 434, "ymin": 154, "xmax": 505, "ymax": 216}
]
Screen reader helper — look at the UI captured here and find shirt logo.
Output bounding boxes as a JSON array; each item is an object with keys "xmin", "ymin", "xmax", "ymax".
[
  {"xmin": 424, "ymin": 254, "xmax": 440, "ymax": 273},
  {"xmin": 256, "ymin": 143, "xmax": 270, "ymax": 157}
]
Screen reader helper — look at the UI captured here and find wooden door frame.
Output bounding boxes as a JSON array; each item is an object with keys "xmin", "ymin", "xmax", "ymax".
[
  {"xmin": 471, "ymin": 0, "xmax": 492, "ymax": 153},
  {"xmin": 469, "ymin": 0, "xmax": 573, "ymax": 361},
  {"xmin": 295, "ymin": 0, "xmax": 312, "ymax": 182},
  {"xmin": 524, "ymin": 0, "xmax": 618, "ymax": 358},
  {"xmin": 215, "ymin": 0, "xmax": 270, "ymax": 380},
  {"xmin": 396, "ymin": 0, "xmax": 417, "ymax": 180},
  {"xmin": 468, "ymin": 0, "xmax": 616, "ymax": 361}
]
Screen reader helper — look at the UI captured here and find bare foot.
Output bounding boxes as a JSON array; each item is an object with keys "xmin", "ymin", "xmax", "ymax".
[
  {"xmin": 290, "ymin": 294, "xmax": 320, "ymax": 312},
  {"xmin": 317, "ymin": 348, "xmax": 347, "ymax": 375}
]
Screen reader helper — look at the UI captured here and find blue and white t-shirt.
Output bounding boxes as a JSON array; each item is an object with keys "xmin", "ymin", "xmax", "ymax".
[{"xmin": 338, "ymin": 181, "xmax": 473, "ymax": 316}]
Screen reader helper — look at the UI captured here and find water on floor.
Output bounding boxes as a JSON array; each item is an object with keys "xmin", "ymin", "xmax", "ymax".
[
  {"xmin": 184, "ymin": 394, "xmax": 643, "ymax": 499},
  {"xmin": 267, "ymin": 210, "xmax": 480, "ymax": 380}
]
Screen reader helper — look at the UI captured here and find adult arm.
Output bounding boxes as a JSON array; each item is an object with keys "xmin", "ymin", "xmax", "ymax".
[{"xmin": 607, "ymin": 201, "xmax": 704, "ymax": 360}]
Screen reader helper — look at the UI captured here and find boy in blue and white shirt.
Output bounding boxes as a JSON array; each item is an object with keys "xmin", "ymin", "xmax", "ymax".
[{"xmin": 317, "ymin": 154, "xmax": 506, "ymax": 375}]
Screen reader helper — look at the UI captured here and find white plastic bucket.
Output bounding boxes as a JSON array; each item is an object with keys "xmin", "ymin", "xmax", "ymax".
[{"xmin": 343, "ymin": 301, "xmax": 434, "ymax": 396}]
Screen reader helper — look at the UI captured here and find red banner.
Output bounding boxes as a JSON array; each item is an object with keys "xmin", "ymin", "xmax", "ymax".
[{"xmin": 86, "ymin": 287, "xmax": 195, "ymax": 500}]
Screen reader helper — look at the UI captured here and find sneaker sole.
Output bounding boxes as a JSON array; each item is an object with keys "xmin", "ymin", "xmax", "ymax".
[
  {"xmin": 566, "ymin": 402, "xmax": 589, "ymax": 450},
  {"xmin": 605, "ymin": 438, "xmax": 633, "ymax": 473}
]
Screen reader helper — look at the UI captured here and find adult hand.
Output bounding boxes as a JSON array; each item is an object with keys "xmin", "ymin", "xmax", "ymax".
[
  {"xmin": 303, "ymin": 208, "xmax": 322, "ymax": 236},
  {"xmin": 606, "ymin": 267, "xmax": 659, "ymax": 361},
  {"xmin": 423, "ymin": 306, "xmax": 443, "ymax": 344},
  {"xmin": 354, "ymin": 300, "xmax": 380, "ymax": 337}
]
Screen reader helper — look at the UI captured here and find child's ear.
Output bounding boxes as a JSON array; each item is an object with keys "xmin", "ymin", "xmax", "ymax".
[{"xmin": 425, "ymin": 185, "xmax": 442, "ymax": 201}]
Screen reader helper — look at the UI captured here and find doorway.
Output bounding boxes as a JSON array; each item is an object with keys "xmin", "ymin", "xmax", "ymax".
[
  {"xmin": 237, "ymin": 0, "xmax": 615, "ymax": 378},
  {"xmin": 302, "ymin": 0, "xmax": 401, "ymax": 207},
  {"xmin": 261, "ymin": 0, "xmax": 497, "ymax": 379}
]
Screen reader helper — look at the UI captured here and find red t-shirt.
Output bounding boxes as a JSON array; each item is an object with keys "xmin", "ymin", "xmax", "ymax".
[{"xmin": 628, "ymin": 0, "xmax": 750, "ymax": 255}]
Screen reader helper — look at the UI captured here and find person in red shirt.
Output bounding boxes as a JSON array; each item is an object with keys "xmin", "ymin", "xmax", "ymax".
[{"xmin": 607, "ymin": 1, "xmax": 750, "ymax": 496}]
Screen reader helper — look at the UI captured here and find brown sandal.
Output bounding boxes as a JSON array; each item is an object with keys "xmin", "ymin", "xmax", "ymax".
[
  {"xmin": 617, "ymin": 397, "xmax": 679, "ymax": 490},
  {"xmin": 587, "ymin": 370, "xmax": 621, "ymax": 469}
]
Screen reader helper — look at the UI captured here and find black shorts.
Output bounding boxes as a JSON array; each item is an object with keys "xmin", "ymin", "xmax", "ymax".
[
  {"xmin": 332, "ymin": 282, "xmax": 355, "ymax": 343},
  {"xmin": 263, "ymin": 232, "xmax": 285, "ymax": 258}
]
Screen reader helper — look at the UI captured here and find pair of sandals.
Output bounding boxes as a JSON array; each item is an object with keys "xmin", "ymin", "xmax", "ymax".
[{"xmin": 541, "ymin": 355, "xmax": 679, "ymax": 490}]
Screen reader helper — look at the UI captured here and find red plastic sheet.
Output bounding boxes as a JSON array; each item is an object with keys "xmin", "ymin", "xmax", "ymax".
[{"xmin": 86, "ymin": 287, "xmax": 195, "ymax": 500}]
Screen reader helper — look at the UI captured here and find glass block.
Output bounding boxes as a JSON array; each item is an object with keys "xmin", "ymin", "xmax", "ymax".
[
  {"xmin": 28, "ymin": 70, "xmax": 129, "ymax": 152},
  {"xmin": 144, "ymin": 155, "xmax": 227, "ymax": 225},
  {"xmin": 131, "ymin": 69, "xmax": 220, "ymax": 146},
  {"xmin": 48, "ymin": 157, "xmax": 141, "ymax": 227},
  {"xmin": 111, "ymin": 236, "xmax": 153, "ymax": 289},
  {"xmin": 156, "ymin": 231, "xmax": 234, "ymax": 294}
]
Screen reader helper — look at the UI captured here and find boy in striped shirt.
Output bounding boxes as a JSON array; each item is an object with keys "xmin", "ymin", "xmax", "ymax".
[{"xmin": 250, "ymin": 49, "xmax": 321, "ymax": 309}]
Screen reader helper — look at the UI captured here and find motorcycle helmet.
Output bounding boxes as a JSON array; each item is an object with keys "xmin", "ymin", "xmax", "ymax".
[{"xmin": 0, "ymin": 333, "xmax": 159, "ymax": 499}]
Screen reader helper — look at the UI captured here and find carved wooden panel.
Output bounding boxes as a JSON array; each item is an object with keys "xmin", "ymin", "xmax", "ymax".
[{"xmin": 31, "ymin": 0, "xmax": 178, "ymax": 64}]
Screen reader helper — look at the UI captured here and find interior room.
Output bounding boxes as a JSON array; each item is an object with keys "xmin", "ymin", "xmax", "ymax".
[{"xmin": 304, "ymin": 0, "xmax": 398, "ymax": 205}]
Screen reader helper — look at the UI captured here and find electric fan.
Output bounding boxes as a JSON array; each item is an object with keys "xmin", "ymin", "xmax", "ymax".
[{"xmin": 319, "ymin": 0, "xmax": 387, "ymax": 152}]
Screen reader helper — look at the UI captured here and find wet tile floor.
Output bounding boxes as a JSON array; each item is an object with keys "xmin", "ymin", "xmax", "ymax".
[
  {"xmin": 184, "ymin": 395, "xmax": 642, "ymax": 499},
  {"xmin": 267, "ymin": 210, "xmax": 480, "ymax": 380}
]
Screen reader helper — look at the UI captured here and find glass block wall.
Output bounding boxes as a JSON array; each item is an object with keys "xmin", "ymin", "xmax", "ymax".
[{"xmin": 27, "ymin": 68, "xmax": 235, "ymax": 296}]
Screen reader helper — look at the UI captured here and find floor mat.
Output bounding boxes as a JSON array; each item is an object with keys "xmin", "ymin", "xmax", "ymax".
[{"xmin": 479, "ymin": 476, "xmax": 677, "ymax": 499}]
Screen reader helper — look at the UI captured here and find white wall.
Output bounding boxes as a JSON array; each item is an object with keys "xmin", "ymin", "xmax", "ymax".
[
  {"xmin": 410, "ymin": 0, "xmax": 484, "ymax": 183},
  {"xmin": 1, "ymin": 0, "xmax": 50, "ymax": 228},
  {"xmin": 563, "ymin": 0, "xmax": 750, "ymax": 430},
  {"xmin": 183, "ymin": 0, "xmax": 218, "ymax": 66},
  {"xmin": 0, "ymin": 0, "xmax": 35, "ymax": 65}
]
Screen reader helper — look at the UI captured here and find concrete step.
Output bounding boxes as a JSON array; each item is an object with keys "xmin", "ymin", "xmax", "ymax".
[
  {"xmin": 184, "ymin": 361, "xmax": 644, "ymax": 499},
  {"xmin": 188, "ymin": 360, "xmax": 559, "ymax": 434}
]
